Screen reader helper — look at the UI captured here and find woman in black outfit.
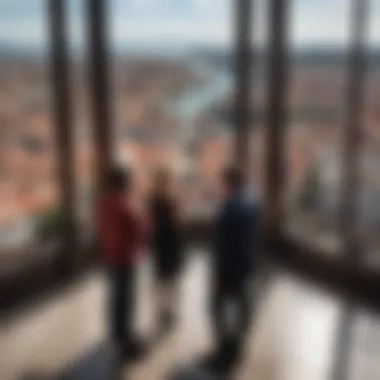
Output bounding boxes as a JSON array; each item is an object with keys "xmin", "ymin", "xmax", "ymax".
[{"xmin": 149, "ymin": 169, "xmax": 183, "ymax": 331}]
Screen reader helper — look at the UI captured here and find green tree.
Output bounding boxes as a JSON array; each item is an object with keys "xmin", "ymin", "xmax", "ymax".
[{"xmin": 34, "ymin": 204, "xmax": 62, "ymax": 241}]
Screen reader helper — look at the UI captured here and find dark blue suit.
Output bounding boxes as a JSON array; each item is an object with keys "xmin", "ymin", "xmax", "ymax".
[
  {"xmin": 213, "ymin": 192, "xmax": 259, "ymax": 280},
  {"xmin": 211, "ymin": 191, "xmax": 259, "ymax": 347}
]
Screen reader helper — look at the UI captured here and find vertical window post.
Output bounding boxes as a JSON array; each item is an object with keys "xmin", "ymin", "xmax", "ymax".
[
  {"xmin": 340, "ymin": 0, "xmax": 368, "ymax": 261},
  {"xmin": 263, "ymin": 0, "xmax": 289, "ymax": 243},
  {"xmin": 47, "ymin": 0, "xmax": 76, "ymax": 267},
  {"xmin": 86, "ymin": 0, "xmax": 112, "ymax": 191},
  {"xmin": 234, "ymin": 0, "xmax": 253, "ymax": 171}
]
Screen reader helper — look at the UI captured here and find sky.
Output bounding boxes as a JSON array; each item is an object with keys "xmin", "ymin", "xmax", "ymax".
[{"xmin": 0, "ymin": 0, "xmax": 379, "ymax": 51}]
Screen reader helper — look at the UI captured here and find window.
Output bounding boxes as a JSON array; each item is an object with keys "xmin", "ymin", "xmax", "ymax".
[
  {"xmin": 0, "ymin": 0, "xmax": 61, "ymax": 251},
  {"xmin": 285, "ymin": 0, "xmax": 352, "ymax": 254},
  {"xmin": 109, "ymin": 0, "xmax": 234, "ymax": 217}
]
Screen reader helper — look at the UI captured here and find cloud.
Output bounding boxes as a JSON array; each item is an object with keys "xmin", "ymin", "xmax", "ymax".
[
  {"xmin": 111, "ymin": 16, "xmax": 231, "ymax": 45},
  {"xmin": 291, "ymin": 0, "xmax": 351, "ymax": 46},
  {"xmin": 109, "ymin": 0, "xmax": 231, "ymax": 45},
  {"xmin": 192, "ymin": 0, "xmax": 213, "ymax": 10},
  {"xmin": 131, "ymin": 0, "xmax": 153, "ymax": 9},
  {"xmin": 0, "ymin": 0, "xmax": 41, "ymax": 17},
  {"xmin": 290, "ymin": 0, "xmax": 380, "ymax": 46},
  {"xmin": 111, "ymin": 0, "xmax": 229, "ymax": 19}
]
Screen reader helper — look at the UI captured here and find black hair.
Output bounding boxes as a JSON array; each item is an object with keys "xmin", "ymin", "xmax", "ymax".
[
  {"xmin": 154, "ymin": 167, "xmax": 171, "ymax": 183},
  {"xmin": 104, "ymin": 165, "xmax": 130, "ymax": 191},
  {"xmin": 222, "ymin": 166, "xmax": 245, "ymax": 191}
]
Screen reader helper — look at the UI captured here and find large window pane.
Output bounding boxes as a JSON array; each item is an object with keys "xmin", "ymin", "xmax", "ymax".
[
  {"xmin": 285, "ymin": 0, "xmax": 352, "ymax": 254},
  {"xmin": 109, "ymin": 0, "xmax": 233, "ymax": 218},
  {"xmin": 67, "ymin": 0, "xmax": 96, "ymax": 239},
  {"xmin": 0, "ymin": 0, "xmax": 61, "ymax": 251}
]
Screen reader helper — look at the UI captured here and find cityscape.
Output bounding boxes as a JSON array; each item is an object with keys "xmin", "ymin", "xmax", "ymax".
[
  {"xmin": 2, "ymin": 3, "xmax": 380, "ymax": 380},
  {"xmin": 0, "ymin": 46, "xmax": 380, "ymax": 254}
]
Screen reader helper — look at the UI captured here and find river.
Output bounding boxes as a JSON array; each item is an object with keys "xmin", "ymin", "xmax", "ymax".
[{"xmin": 170, "ymin": 61, "xmax": 232, "ymax": 144}]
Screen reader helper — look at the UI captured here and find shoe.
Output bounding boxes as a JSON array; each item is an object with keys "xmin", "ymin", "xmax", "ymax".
[
  {"xmin": 199, "ymin": 351, "xmax": 219, "ymax": 372},
  {"xmin": 122, "ymin": 339, "xmax": 146, "ymax": 363},
  {"xmin": 201, "ymin": 340, "xmax": 240, "ymax": 374},
  {"xmin": 227, "ymin": 336, "xmax": 245, "ymax": 365},
  {"xmin": 199, "ymin": 346, "xmax": 226, "ymax": 372},
  {"xmin": 160, "ymin": 311, "xmax": 177, "ymax": 332}
]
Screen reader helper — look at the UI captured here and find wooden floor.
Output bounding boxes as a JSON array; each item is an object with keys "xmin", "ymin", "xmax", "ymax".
[{"xmin": 1, "ymin": 252, "xmax": 380, "ymax": 380}]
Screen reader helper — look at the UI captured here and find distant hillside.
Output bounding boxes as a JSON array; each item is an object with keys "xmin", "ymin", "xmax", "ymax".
[
  {"xmin": 193, "ymin": 46, "xmax": 380, "ymax": 69},
  {"xmin": 1, "ymin": 43, "xmax": 379, "ymax": 68},
  {"xmin": 0, "ymin": 44, "xmax": 46, "ymax": 60}
]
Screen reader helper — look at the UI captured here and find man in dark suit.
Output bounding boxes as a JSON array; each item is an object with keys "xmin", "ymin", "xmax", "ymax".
[{"xmin": 207, "ymin": 166, "xmax": 260, "ymax": 371}]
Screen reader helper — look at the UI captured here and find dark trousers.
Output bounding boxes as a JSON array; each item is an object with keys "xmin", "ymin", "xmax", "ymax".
[
  {"xmin": 109, "ymin": 266, "xmax": 136, "ymax": 348},
  {"xmin": 210, "ymin": 272, "xmax": 252, "ymax": 349}
]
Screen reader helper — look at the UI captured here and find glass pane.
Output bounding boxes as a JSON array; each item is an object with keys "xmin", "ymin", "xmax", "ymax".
[
  {"xmin": 0, "ymin": 0, "xmax": 61, "ymax": 252},
  {"xmin": 285, "ymin": 0, "xmax": 352, "ymax": 254},
  {"xmin": 109, "ymin": 0, "xmax": 233, "ymax": 219}
]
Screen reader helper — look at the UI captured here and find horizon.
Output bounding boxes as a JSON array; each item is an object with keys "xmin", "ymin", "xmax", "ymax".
[{"xmin": 0, "ymin": 42, "xmax": 379, "ymax": 61}]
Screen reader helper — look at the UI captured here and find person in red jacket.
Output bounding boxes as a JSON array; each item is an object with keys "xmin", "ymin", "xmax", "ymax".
[{"xmin": 97, "ymin": 165, "xmax": 149, "ymax": 360}]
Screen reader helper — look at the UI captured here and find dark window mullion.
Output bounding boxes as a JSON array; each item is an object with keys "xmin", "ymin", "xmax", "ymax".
[
  {"xmin": 47, "ymin": 0, "xmax": 76, "ymax": 263},
  {"xmin": 233, "ymin": 0, "xmax": 253, "ymax": 170},
  {"xmin": 86, "ymin": 0, "xmax": 112, "ymax": 190},
  {"xmin": 263, "ymin": 0, "xmax": 290, "ymax": 239},
  {"xmin": 340, "ymin": 0, "xmax": 369, "ymax": 260}
]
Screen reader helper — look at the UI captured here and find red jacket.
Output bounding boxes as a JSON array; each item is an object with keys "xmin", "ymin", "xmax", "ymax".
[{"xmin": 96, "ymin": 192, "xmax": 149, "ymax": 267}]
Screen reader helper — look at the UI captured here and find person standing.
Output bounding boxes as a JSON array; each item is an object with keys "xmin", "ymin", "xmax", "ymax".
[
  {"xmin": 207, "ymin": 166, "xmax": 260, "ymax": 371},
  {"xmin": 96, "ymin": 166, "xmax": 149, "ymax": 360},
  {"xmin": 149, "ymin": 168, "xmax": 184, "ymax": 332}
]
